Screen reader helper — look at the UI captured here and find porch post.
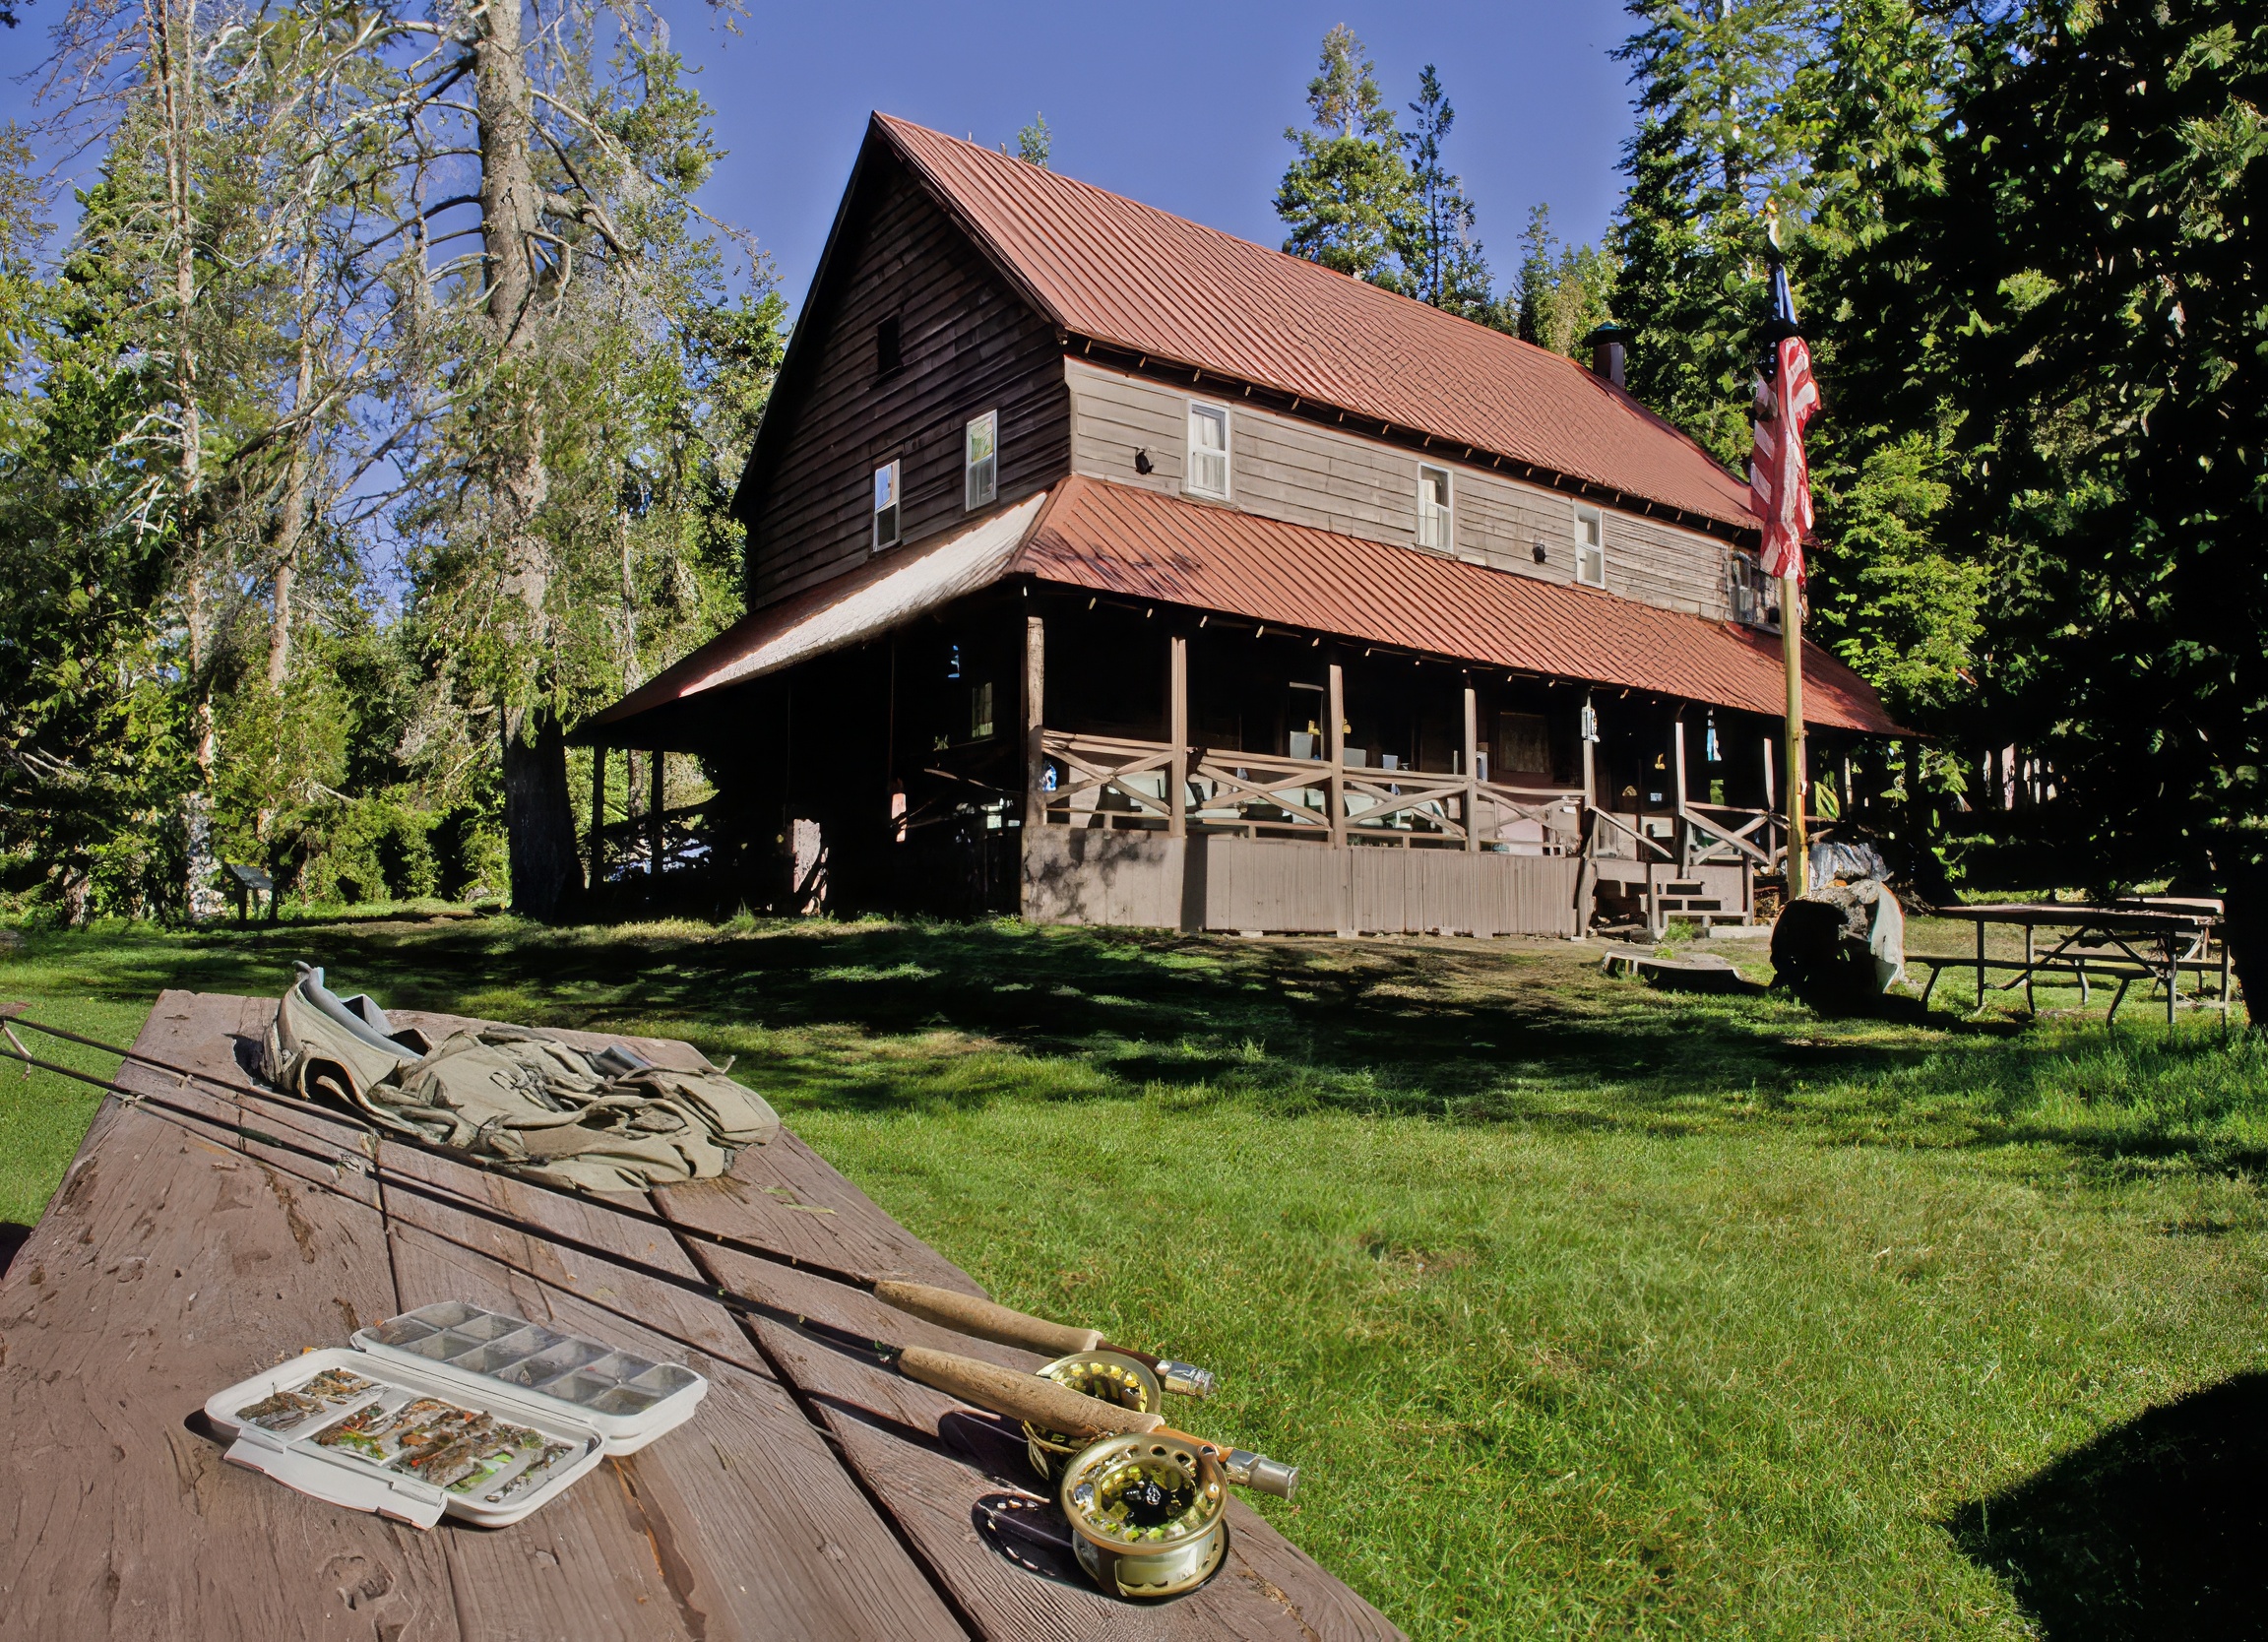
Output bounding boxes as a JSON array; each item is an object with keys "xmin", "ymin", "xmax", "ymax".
[
  {"xmin": 649, "ymin": 751, "xmax": 664, "ymax": 876},
  {"xmin": 588, "ymin": 744, "xmax": 606, "ymax": 890},
  {"xmin": 1168, "ymin": 633, "xmax": 1188, "ymax": 840},
  {"xmin": 1580, "ymin": 688, "xmax": 1597, "ymax": 809},
  {"xmin": 1671, "ymin": 708, "xmax": 1690, "ymax": 869},
  {"xmin": 1462, "ymin": 684, "xmax": 1480, "ymax": 853},
  {"xmin": 1574, "ymin": 687, "xmax": 1598, "ymax": 937},
  {"xmin": 1326, "ymin": 660, "xmax": 1347, "ymax": 848},
  {"xmin": 1024, "ymin": 612, "xmax": 1046, "ymax": 827}
]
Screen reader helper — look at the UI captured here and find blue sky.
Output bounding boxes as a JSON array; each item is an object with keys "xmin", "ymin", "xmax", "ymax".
[{"xmin": 2, "ymin": 0, "xmax": 1642, "ymax": 310}]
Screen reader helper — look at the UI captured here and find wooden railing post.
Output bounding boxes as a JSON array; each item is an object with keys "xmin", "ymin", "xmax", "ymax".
[
  {"xmin": 649, "ymin": 750, "xmax": 664, "ymax": 876},
  {"xmin": 1462, "ymin": 684, "xmax": 1480, "ymax": 853},
  {"xmin": 1168, "ymin": 634, "xmax": 1188, "ymax": 840},
  {"xmin": 1326, "ymin": 661, "xmax": 1347, "ymax": 849}
]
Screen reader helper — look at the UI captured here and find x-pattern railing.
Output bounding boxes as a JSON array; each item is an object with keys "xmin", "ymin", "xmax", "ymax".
[
  {"xmin": 1342, "ymin": 770, "xmax": 1468, "ymax": 841},
  {"xmin": 1187, "ymin": 750, "xmax": 1332, "ymax": 835},
  {"xmin": 1040, "ymin": 730, "xmax": 1176, "ymax": 826}
]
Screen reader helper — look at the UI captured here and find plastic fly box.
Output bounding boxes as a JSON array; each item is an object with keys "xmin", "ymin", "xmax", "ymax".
[
  {"xmin": 203, "ymin": 1303, "xmax": 708, "ymax": 1529},
  {"xmin": 350, "ymin": 1301, "xmax": 708, "ymax": 1453}
]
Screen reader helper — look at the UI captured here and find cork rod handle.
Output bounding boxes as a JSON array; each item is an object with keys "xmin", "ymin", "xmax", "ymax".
[
  {"xmin": 896, "ymin": 1346, "xmax": 1165, "ymax": 1437},
  {"xmin": 873, "ymin": 1280, "xmax": 1104, "ymax": 1358}
]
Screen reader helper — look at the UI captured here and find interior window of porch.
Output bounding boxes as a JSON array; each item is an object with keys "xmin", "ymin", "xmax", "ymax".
[
  {"xmin": 873, "ymin": 460, "xmax": 901, "ymax": 550},
  {"xmin": 1417, "ymin": 465, "xmax": 1451, "ymax": 551},
  {"xmin": 1187, "ymin": 402, "xmax": 1230, "ymax": 499},
  {"xmin": 1575, "ymin": 503, "xmax": 1606, "ymax": 587},
  {"xmin": 964, "ymin": 410, "xmax": 997, "ymax": 510}
]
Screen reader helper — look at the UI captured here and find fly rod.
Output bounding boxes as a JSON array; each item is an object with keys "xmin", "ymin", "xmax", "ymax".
[
  {"xmin": 0, "ymin": 1008, "xmax": 1215, "ymax": 1393},
  {"xmin": 0, "ymin": 1041, "xmax": 1293, "ymax": 1497}
]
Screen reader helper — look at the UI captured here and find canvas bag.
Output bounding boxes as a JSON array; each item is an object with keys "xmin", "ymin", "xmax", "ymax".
[{"xmin": 264, "ymin": 966, "xmax": 779, "ymax": 1192}]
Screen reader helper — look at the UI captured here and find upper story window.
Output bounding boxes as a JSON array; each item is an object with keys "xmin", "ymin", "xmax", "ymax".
[
  {"xmin": 872, "ymin": 460, "xmax": 901, "ymax": 550},
  {"xmin": 1417, "ymin": 465, "xmax": 1452, "ymax": 552},
  {"xmin": 875, "ymin": 315, "xmax": 903, "ymax": 380},
  {"xmin": 1730, "ymin": 550, "xmax": 1773, "ymax": 626},
  {"xmin": 1186, "ymin": 401, "xmax": 1230, "ymax": 499},
  {"xmin": 1574, "ymin": 503, "xmax": 1606, "ymax": 588},
  {"xmin": 964, "ymin": 410, "xmax": 998, "ymax": 510}
]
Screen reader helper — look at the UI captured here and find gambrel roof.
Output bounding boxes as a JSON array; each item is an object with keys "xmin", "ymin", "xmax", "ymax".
[{"xmin": 871, "ymin": 114, "xmax": 1757, "ymax": 536}]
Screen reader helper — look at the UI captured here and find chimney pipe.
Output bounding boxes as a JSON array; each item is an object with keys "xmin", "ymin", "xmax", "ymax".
[{"xmin": 1584, "ymin": 323, "xmax": 1630, "ymax": 390}]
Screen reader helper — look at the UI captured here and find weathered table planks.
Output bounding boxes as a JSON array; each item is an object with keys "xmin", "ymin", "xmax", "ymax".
[{"xmin": 0, "ymin": 991, "xmax": 1404, "ymax": 1642}]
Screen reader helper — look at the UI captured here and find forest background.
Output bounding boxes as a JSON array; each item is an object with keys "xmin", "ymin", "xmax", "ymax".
[{"xmin": 0, "ymin": 0, "xmax": 2260, "ymax": 995}]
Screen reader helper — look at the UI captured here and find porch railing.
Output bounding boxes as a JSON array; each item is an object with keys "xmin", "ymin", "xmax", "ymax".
[{"xmin": 1038, "ymin": 730, "xmax": 1583, "ymax": 853}]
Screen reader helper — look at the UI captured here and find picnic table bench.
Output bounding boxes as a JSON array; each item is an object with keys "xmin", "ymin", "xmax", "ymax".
[{"xmin": 0, "ymin": 991, "xmax": 1402, "ymax": 1641}]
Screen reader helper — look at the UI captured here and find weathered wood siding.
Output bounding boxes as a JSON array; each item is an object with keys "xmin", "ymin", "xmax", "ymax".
[
  {"xmin": 743, "ymin": 154, "xmax": 1070, "ymax": 608},
  {"xmin": 1067, "ymin": 357, "xmax": 1744, "ymax": 622},
  {"xmin": 1023, "ymin": 826, "xmax": 1580, "ymax": 935}
]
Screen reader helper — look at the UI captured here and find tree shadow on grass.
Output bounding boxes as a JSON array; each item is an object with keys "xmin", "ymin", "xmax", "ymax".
[
  {"xmin": 17, "ymin": 916, "xmax": 2213, "ymax": 1150},
  {"xmin": 1948, "ymin": 1374, "xmax": 2268, "ymax": 1640}
]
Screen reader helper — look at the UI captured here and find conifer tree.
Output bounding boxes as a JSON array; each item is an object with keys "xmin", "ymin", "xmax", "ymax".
[
  {"xmin": 1397, "ymin": 66, "xmax": 1493, "ymax": 317},
  {"xmin": 1276, "ymin": 25, "xmax": 1416, "ymax": 283},
  {"xmin": 1514, "ymin": 205, "xmax": 1617, "ymax": 358},
  {"xmin": 1609, "ymin": 0, "xmax": 1823, "ymax": 465}
]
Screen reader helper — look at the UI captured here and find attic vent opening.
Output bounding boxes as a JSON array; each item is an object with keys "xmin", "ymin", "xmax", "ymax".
[{"xmin": 876, "ymin": 315, "xmax": 903, "ymax": 380}]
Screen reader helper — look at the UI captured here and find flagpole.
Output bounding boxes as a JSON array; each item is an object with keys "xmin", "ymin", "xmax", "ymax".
[{"xmin": 1782, "ymin": 571, "xmax": 1807, "ymax": 902}]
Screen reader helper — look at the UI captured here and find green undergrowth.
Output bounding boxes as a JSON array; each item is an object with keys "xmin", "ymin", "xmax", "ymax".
[{"xmin": 3, "ymin": 911, "xmax": 2263, "ymax": 1637}]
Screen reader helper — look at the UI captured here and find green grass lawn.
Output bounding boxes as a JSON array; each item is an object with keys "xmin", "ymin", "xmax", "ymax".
[{"xmin": 3, "ymin": 909, "xmax": 2263, "ymax": 1638}]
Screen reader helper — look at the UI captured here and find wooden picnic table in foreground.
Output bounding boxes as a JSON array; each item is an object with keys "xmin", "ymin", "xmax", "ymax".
[{"xmin": 0, "ymin": 990, "xmax": 1402, "ymax": 1642}]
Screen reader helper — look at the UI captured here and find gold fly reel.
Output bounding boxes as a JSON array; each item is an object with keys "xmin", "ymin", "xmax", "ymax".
[
  {"xmin": 1058, "ymin": 1430, "xmax": 1228, "ymax": 1600},
  {"xmin": 1022, "ymin": 1351, "xmax": 1163, "ymax": 1482}
]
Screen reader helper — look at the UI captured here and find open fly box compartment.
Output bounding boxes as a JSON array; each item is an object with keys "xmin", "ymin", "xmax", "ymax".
[
  {"xmin": 351, "ymin": 1301, "xmax": 708, "ymax": 1453},
  {"xmin": 204, "ymin": 1304, "xmax": 709, "ymax": 1529}
]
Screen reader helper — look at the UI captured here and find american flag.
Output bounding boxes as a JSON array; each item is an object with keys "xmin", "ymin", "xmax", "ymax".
[{"xmin": 1748, "ymin": 260, "xmax": 1819, "ymax": 584}]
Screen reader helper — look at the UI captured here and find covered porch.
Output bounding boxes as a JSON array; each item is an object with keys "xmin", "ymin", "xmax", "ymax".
[{"xmin": 579, "ymin": 477, "xmax": 1912, "ymax": 937}]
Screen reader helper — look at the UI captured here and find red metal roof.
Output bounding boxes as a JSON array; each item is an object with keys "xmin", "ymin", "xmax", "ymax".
[
  {"xmin": 1011, "ymin": 478, "xmax": 1899, "ymax": 734},
  {"xmin": 876, "ymin": 114, "xmax": 1757, "ymax": 535},
  {"xmin": 593, "ymin": 479, "xmax": 1901, "ymax": 738}
]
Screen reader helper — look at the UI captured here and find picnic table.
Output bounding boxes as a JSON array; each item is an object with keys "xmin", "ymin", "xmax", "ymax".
[
  {"xmin": 0, "ymin": 991, "xmax": 1402, "ymax": 1641},
  {"xmin": 1927, "ymin": 901, "xmax": 2231, "ymax": 1026}
]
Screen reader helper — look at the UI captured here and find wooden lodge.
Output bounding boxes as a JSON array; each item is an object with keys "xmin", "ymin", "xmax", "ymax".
[{"xmin": 583, "ymin": 115, "xmax": 1911, "ymax": 937}]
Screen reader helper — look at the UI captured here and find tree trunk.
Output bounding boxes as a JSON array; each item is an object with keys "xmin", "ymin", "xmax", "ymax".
[
  {"xmin": 502, "ymin": 709, "xmax": 579, "ymax": 918},
  {"xmin": 268, "ymin": 330, "xmax": 314, "ymax": 689},
  {"xmin": 472, "ymin": 0, "xmax": 579, "ymax": 916},
  {"xmin": 2215, "ymin": 848, "xmax": 2264, "ymax": 1034},
  {"xmin": 153, "ymin": 0, "xmax": 225, "ymax": 922}
]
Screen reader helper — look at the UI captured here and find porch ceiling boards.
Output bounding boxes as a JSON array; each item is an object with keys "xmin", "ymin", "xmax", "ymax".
[
  {"xmin": 877, "ymin": 114, "xmax": 1757, "ymax": 535},
  {"xmin": 588, "ymin": 477, "xmax": 1902, "ymax": 740},
  {"xmin": 1017, "ymin": 477, "xmax": 1904, "ymax": 735}
]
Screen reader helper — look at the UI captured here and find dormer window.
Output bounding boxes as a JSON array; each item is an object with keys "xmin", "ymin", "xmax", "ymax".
[
  {"xmin": 1575, "ymin": 503, "xmax": 1606, "ymax": 588},
  {"xmin": 964, "ymin": 410, "xmax": 998, "ymax": 510},
  {"xmin": 1186, "ymin": 402, "xmax": 1229, "ymax": 499},
  {"xmin": 1417, "ymin": 465, "xmax": 1451, "ymax": 551},
  {"xmin": 872, "ymin": 460, "xmax": 901, "ymax": 549}
]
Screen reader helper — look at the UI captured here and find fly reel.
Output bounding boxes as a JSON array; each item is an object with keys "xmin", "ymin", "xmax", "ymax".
[
  {"xmin": 1058, "ymin": 1431, "xmax": 1228, "ymax": 1600},
  {"xmin": 1023, "ymin": 1351, "xmax": 1163, "ymax": 1482}
]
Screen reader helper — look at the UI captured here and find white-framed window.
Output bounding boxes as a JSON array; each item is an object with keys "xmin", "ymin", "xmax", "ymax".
[
  {"xmin": 1186, "ymin": 401, "xmax": 1230, "ymax": 499},
  {"xmin": 964, "ymin": 410, "xmax": 998, "ymax": 510},
  {"xmin": 1417, "ymin": 465, "xmax": 1452, "ymax": 551},
  {"xmin": 872, "ymin": 460, "xmax": 901, "ymax": 550},
  {"xmin": 1574, "ymin": 502, "xmax": 1606, "ymax": 587}
]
